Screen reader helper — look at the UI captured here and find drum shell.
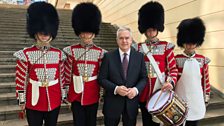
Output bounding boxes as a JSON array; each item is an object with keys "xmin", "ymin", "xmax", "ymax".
[{"xmin": 148, "ymin": 90, "xmax": 188, "ymax": 126}]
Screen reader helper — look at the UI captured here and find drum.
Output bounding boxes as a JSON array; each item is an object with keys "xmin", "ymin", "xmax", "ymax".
[{"xmin": 147, "ymin": 90, "xmax": 188, "ymax": 126}]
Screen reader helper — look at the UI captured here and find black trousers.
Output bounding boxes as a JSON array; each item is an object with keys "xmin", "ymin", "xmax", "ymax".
[
  {"xmin": 181, "ymin": 120, "xmax": 199, "ymax": 126},
  {"xmin": 26, "ymin": 106, "xmax": 60, "ymax": 126},
  {"xmin": 71, "ymin": 101, "xmax": 98, "ymax": 126},
  {"xmin": 139, "ymin": 102, "xmax": 160, "ymax": 126},
  {"xmin": 104, "ymin": 103, "xmax": 136, "ymax": 126}
]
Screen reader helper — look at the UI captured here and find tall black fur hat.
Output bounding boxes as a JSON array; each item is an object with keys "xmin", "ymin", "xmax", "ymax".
[
  {"xmin": 72, "ymin": 2, "xmax": 102, "ymax": 36},
  {"xmin": 138, "ymin": 1, "xmax": 164, "ymax": 34},
  {"xmin": 27, "ymin": 2, "xmax": 59, "ymax": 39},
  {"xmin": 177, "ymin": 17, "xmax": 206, "ymax": 47}
]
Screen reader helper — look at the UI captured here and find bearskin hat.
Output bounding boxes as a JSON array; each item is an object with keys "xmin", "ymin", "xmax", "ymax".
[
  {"xmin": 72, "ymin": 2, "xmax": 102, "ymax": 36},
  {"xmin": 177, "ymin": 17, "xmax": 206, "ymax": 47},
  {"xmin": 27, "ymin": 2, "xmax": 59, "ymax": 39},
  {"xmin": 138, "ymin": 1, "xmax": 164, "ymax": 34}
]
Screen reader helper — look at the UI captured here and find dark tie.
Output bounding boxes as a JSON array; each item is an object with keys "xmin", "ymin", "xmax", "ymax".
[{"xmin": 122, "ymin": 53, "xmax": 128, "ymax": 79}]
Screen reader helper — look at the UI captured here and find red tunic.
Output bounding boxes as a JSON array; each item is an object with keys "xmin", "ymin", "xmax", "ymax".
[
  {"xmin": 175, "ymin": 53, "xmax": 211, "ymax": 98},
  {"xmin": 14, "ymin": 46, "xmax": 66, "ymax": 111},
  {"xmin": 137, "ymin": 41, "xmax": 178, "ymax": 102},
  {"xmin": 63, "ymin": 44, "xmax": 106, "ymax": 105}
]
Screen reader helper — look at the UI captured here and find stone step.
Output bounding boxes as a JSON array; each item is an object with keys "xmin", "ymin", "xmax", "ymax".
[
  {"xmin": 0, "ymin": 101, "xmax": 146, "ymax": 124},
  {"xmin": 0, "ymin": 21, "xmax": 115, "ymax": 28},
  {"xmin": 0, "ymin": 10, "xmax": 25, "ymax": 13},
  {"xmin": 0, "ymin": 20, "xmax": 115, "ymax": 27},
  {"xmin": 0, "ymin": 32, "xmax": 116, "ymax": 38},
  {"xmin": 0, "ymin": 23, "xmax": 116, "ymax": 30},
  {"xmin": 0, "ymin": 5, "xmax": 117, "ymax": 125},
  {"xmin": 0, "ymin": 16, "xmax": 73, "ymax": 19},
  {"xmin": 0, "ymin": 65, "xmax": 15, "ymax": 73},
  {"xmin": 0, "ymin": 35, "xmax": 116, "ymax": 43},
  {"xmin": 0, "ymin": 73, "xmax": 15, "ymax": 82},
  {"xmin": 0, "ymin": 7, "xmax": 72, "ymax": 12},
  {"xmin": 199, "ymin": 92, "xmax": 224, "ymax": 125},
  {"xmin": 0, "ymin": 16, "xmax": 25, "ymax": 20},
  {"xmin": 199, "ymin": 107, "xmax": 224, "ymax": 126},
  {"xmin": 0, "ymin": 9, "xmax": 71, "ymax": 12},
  {"xmin": 0, "ymin": 110, "xmax": 106, "ymax": 126},
  {"xmin": 0, "ymin": 8, "xmax": 25, "ymax": 12},
  {"xmin": 0, "ymin": 51, "xmax": 15, "ymax": 58},
  {"xmin": 0, "ymin": 113, "xmax": 73, "ymax": 126},
  {"xmin": 0, "ymin": 13, "xmax": 25, "ymax": 15},
  {"xmin": 0, "ymin": 8, "xmax": 25, "ymax": 11},
  {"xmin": 0, "ymin": 112, "xmax": 144, "ymax": 126},
  {"xmin": 0, "ymin": 104, "xmax": 72, "ymax": 121},
  {"xmin": 200, "ymin": 122, "xmax": 224, "ymax": 126},
  {"xmin": 59, "ymin": 25, "xmax": 117, "ymax": 31},
  {"xmin": 0, "ymin": 31, "xmax": 116, "ymax": 37},
  {"xmin": 0, "ymin": 58, "xmax": 16, "ymax": 65},
  {"xmin": 0, "ymin": 101, "xmax": 104, "ymax": 121},
  {"xmin": 0, "ymin": 22, "xmax": 116, "ymax": 29},
  {"xmin": 0, "ymin": 20, "xmax": 112, "ymax": 25},
  {"xmin": 0, "ymin": 27, "xmax": 116, "ymax": 34},
  {"xmin": 0, "ymin": 34, "xmax": 116, "ymax": 42},
  {"xmin": 0, "ymin": 93, "xmax": 17, "ymax": 106},
  {"xmin": 0, "ymin": 28, "xmax": 115, "ymax": 36},
  {"xmin": 0, "ymin": 48, "xmax": 23, "ymax": 52},
  {"xmin": 0, "ymin": 83, "xmax": 15, "ymax": 94},
  {"xmin": 0, "ymin": 105, "xmax": 223, "ymax": 126}
]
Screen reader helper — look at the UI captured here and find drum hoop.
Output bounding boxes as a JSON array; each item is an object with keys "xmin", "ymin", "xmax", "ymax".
[
  {"xmin": 149, "ymin": 90, "xmax": 173, "ymax": 114},
  {"xmin": 154, "ymin": 98, "xmax": 174, "ymax": 116}
]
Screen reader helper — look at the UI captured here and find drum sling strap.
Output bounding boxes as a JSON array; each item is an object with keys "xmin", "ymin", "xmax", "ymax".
[
  {"xmin": 142, "ymin": 43, "xmax": 166, "ymax": 124},
  {"xmin": 141, "ymin": 43, "xmax": 165, "ymax": 84}
]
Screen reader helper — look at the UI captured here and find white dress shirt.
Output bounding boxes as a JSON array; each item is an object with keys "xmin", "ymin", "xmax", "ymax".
[{"xmin": 114, "ymin": 48, "xmax": 139, "ymax": 95}]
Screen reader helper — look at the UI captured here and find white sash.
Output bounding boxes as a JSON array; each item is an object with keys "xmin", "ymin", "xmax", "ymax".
[
  {"xmin": 141, "ymin": 43, "xmax": 165, "ymax": 91},
  {"xmin": 142, "ymin": 43, "xmax": 167, "ymax": 124}
]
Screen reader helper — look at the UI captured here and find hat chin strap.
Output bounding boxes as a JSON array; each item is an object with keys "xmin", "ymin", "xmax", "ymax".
[
  {"xmin": 79, "ymin": 33, "xmax": 95, "ymax": 44},
  {"xmin": 145, "ymin": 30, "xmax": 158, "ymax": 40},
  {"xmin": 35, "ymin": 35, "xmax": 52, "ymax": 49}
]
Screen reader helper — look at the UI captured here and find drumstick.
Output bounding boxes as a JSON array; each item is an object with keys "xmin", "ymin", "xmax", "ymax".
[{"xmin": 153, "ymin": 91, "xmax": 163, "ymax": 109}]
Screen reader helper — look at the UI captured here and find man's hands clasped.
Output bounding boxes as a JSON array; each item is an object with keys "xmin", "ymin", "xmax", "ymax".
[{"xmin": 116, "ymin": 86, "xmax": 137, "ymax": 99}]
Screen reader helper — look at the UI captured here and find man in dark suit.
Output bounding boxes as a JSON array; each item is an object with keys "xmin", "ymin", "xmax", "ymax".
[{"xmin": 98, "ymin": 27, "xmax": 147, "ymax": 126}]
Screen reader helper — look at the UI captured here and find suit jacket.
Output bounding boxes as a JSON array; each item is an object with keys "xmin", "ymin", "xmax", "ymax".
[{"xmin": 98, "ymin": 47, "xmax": 147, "ymax": 119}]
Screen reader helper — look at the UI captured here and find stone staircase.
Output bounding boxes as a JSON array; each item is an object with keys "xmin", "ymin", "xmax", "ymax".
[
  {"xmin": 0, "ymin": 4, "xmax": 224, "ymax": 126},
  {"xmin": 0, "ymin": 5, "xmax": 117, "ymax": 126}
]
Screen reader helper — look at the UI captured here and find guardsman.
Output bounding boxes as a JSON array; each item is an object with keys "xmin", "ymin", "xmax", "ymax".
[
  {"xmin": 136, "ymin": 1, "xmax": 178, "ymax": 125},
  {"xmin": 14, "ymin": 2, "xmax": 66, "ymax": 125},
  {"xmin": 175, "ymin": 17, "xmax": 211, "ymax": 126},
  {"xmin": 63, "ymin": 2, "xmax": 106, "ymax": 126}
]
